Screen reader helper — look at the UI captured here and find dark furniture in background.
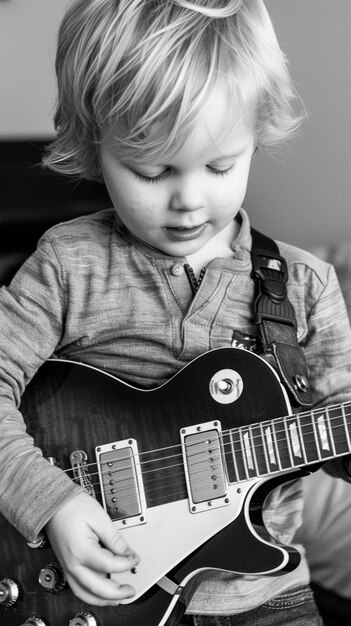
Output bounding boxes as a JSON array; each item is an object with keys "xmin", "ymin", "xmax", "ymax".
[{"xmin": 0, "ymin": 141, "xmax": 110, "ymax": 285}]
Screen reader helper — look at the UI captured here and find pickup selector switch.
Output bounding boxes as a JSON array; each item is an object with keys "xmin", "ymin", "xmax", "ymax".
[
  {"xmin": 69, "ymin": 611, "xmax": 98, "ymax": 626},
  {"xmin": 38, "ymin": 563, "xmax": 66, "ymax": 592},
  {"xmin": 0, "ymin": 577, "xmax": 20, "ymax": 606}
]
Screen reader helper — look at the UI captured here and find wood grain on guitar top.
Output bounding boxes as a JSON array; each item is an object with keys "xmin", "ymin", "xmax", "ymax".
[{"xmin": 1, "ymin": 347, "xmax": 350, "ymax": 625}]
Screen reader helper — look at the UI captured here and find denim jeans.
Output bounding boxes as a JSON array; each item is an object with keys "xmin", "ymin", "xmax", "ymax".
[{"xmin": 183, "ymin": 586, "xmax": 324, "ymax": 626}]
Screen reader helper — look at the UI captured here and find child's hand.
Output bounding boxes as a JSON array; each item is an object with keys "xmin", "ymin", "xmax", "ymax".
[{"xmin": 45, "ymin": 491, "xmax": 139, "ymax": 606}]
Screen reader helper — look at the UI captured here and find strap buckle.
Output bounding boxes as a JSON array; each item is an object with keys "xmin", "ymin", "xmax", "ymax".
[{"xmin": 251, "ymin": 250, "xmax": 296, "ymax": 327}]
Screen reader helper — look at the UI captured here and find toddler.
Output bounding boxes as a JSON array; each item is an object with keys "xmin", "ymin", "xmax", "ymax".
[{"xmin": 1, "ymin": 1, "xmax": 351, "ymax": 624}]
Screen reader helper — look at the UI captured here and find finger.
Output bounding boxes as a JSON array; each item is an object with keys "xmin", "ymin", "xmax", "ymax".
[
  {"xmin": 67, "ymin": 566, "xmax": 135, "ymax": 607},
  {"xmin": 97, "ymin": 523, "xmax": 139, "ymax": 559},
  {"xmin": 82, "ymin": 539, "xmax": 139, "ymax": 575}
]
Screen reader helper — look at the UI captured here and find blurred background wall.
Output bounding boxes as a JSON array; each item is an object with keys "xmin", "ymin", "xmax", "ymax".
[
  {"xmin": 1, "ymin": 0, "xmax": 350, "ymax": 248},
  {"xmin": 246, "ymin": 0, "xmax": 351, "ymax": 248},
  {"xmin": 0, "ymin": 0, "xmax": 68, "ymax": 138}
]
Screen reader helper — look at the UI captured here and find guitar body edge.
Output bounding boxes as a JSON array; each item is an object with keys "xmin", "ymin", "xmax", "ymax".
[{"xmin": 0, "ymin": 347, "xmax": 318, "ymax": 625}]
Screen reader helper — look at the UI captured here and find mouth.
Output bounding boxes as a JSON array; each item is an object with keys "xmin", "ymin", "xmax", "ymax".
[{"xmin": 165, "ymin": 223, "xmax": 207, "ymax": 242}]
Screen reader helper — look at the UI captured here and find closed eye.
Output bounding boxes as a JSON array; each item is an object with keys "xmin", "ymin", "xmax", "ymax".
[
  {"xmin": 206, "ymin": 164, "xmax": 235, "ymax": 177},
  {"xmin": 132, "ymin": 163, "xmax": 234, "ymax": 183},
  {"xmin": 133, "ymin": 169, "xmax": 170, "ymax": 184}
]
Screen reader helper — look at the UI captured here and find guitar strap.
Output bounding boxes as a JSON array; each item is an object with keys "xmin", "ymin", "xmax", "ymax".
[{"xmin": 250, "ymin": 228, "xmax": 313, "ymax": 408}]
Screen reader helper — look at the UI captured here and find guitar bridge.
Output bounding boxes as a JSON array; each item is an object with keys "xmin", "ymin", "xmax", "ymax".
[
  {"xmin": 70, "ymin": 450, "xmax": 96, "ymax": 498},
  {"xmin": 96, "ymin": 439, "xmax": 147, "ymax": 528},
  {"xmin": 181, "ymin": 421, "xmax": 230, "ymax": 513}
]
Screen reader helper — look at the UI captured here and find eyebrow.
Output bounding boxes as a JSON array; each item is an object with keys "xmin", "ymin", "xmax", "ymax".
[
  {"xmin": 208, "ymin": 150, "xmax": 245, "ymax": 163},
  {"xmin": 211, "ymin": 152, "xmax": 241, "ymax": 160},
  {"xmin": 208, "ymin": 139, "xmax": 253, "ymax": 162},
  {"xmin": 124, "ymin": 141, "xmax": 251, "ymax": 169}
]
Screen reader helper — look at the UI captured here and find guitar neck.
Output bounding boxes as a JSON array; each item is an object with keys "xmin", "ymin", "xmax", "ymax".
[{"xmin": 224, "ymin": 401, "xmax": 351, "ymax": 483}]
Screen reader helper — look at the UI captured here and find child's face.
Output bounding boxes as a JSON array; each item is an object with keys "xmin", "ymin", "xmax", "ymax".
[{"xmin": 100, "ymin": 85, "xmax": 255, "ymax": 257}]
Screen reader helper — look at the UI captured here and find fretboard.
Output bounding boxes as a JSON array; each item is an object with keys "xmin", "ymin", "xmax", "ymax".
[{"xmin": 223, "ymin": 401, "xmax": 351, "ymax": 483}]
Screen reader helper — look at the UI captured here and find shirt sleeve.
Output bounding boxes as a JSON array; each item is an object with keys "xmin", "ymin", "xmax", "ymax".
[
  {"xmin": 301, "ymin": 263, "xmax": 351, "ymax": 481},
  {"xmin": 0, "ymin": 238, "xmax": 83, "ymax": 542}
]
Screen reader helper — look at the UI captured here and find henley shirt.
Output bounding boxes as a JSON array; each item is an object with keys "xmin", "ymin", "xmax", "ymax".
[{"xmin": 0, "ymin": 207, "xmax": 350, "ymax": 614}]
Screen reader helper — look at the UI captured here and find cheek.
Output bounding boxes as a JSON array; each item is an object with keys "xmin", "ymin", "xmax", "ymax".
[
  {"xmin": 214, "ymin": 170, "xmax": 250, "ymax": 214},
  {"xmin": 229, "ymin": 160, "xmax": 252, "ymax": 200},
  {"xmin": 217, "ymin": 178, "xmax": 244, "ymax": 207},
  {"xmin": 106, "ymin": 178, "xmax": 142, "ymax": 216},
  {"xmin": 121, "ymin": 199, "xmax": 160, "ymax": 237},
  {"xmin": 127, "ymin": 187, "xmax": 165, "ymax": 223}
]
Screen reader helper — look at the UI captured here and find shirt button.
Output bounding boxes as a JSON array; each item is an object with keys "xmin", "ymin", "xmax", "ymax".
[
  {"xmin": 171, "ymin": 262, "xmax": 184, "ymax": 276},
  {"xmin": 234, "ymin": 249, "xmax": 247, "ymax": 261}
]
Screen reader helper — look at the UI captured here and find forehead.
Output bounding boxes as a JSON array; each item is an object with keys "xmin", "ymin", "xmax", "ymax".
[
  {"xmin": 175, "ymin": 84, "xmax": 254, "ymax": 164},
  {"xmin": 101, "ymin": 81, "xmax": 255, "ymax": 165}
]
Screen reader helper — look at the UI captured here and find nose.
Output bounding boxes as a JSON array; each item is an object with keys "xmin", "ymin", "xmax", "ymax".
[{"xmin": 169, "ymin": 174, "xmax": 205, "ymax": 212}]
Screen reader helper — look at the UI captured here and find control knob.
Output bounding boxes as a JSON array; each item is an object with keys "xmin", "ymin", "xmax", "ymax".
[
  {"xmin": 69, "ymin": 611, "xmax": 98, "ymax": 626},
  {"xmin": 0, "ymin": 577, "xmax": 20, "ymax": 606},
  {"xmin": 38, "ymin": 562, "xmax": 66, "ymax": 592}
]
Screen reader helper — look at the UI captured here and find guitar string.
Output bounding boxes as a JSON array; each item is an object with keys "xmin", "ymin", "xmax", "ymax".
[
  {"xmin": 64, "ymin": 402, "xmax": 351, "ymax": 485},
  {"xmin": 66, "ymin": 399, "xmax": 351, "ymax": 475},
  {"xmin": 71, "ymin": 425, "xmax": 351, "ymax": 511},
  {"xmin": 57, "ymin": 405, "xmax": 351, "ymax": 506},
  {"xmin": 70, "ymin": 448, "xmax": 225, "ymax": 504},
  {"xmin": 69, "ymin": 398, "xmax": 351, "ymax": 471},
  {"xmin": 68, "ymin": 430, "xmax": 351, "ymax": 510},
  {"xmin": 87, "ymin": 425, "xmax": 351, "ymax": 501}
]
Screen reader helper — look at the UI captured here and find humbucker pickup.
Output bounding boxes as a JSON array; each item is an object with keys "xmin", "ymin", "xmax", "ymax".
[
  {"xmin": 180, "ymin": 421, "xmax": 230, "ymax": 513},
  {"xmin": 96, "ymin": 439, "xmax": 147, "ymax": 528}
]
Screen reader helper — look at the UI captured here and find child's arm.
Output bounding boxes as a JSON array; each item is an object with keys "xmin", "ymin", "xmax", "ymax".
[
  {"xmin": 0, "ymin": 235, "xmax": 139, "ymax": 605},
  {"xmin": 45, "ymin": 491, "xmax": 139, "ymax": 605},
  {"xmin": 0, "ymin": 240, "xmax": 78, "ymax": 541}
]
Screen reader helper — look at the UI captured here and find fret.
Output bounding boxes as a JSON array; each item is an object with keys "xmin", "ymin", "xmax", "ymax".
[
  {"xmin": 259, "ymin": 423, "xmax": 270, "ymax": 475},
  {"xmin": 249, "ymin": 425, "xmax": 259, "ymax": 475},
  {"xmin": 312, "ymin": 408, "xmax": 334, "ymax": 460},
  {"xmin": 230, "ymin": 427, "xmax": 247, "ymax": 481},
  {"xmin": 286, "ymin": 415, "xmax": 306, "ymax": 467},
  {"xmin": 261, "ymin": 420, "xmax": 280, "ymax": 473},
  {"xmin": 272, "ymin": 417, "xmax": 291, "ymax": 470},
  {"xmin": 271, "ymin": 420, "xmax": 282, "ymax": 471},
  {"xmin": 249, "ymin": 424, "xmax": 259, "ymax": 476},
  {"xmin": 328, "ymin": 404, "xmax": 350, "ymax": 456},
  {"xmin": 343, "ymin": 401, "xmax": 351, "ymax": 446},
  {"xmin": 342, "ymin": 402, "xmax": 351, "ymax": 452},
  {"xmin": 251, "ymin": 424, "xmax": 268, "ymax": 475},
  {"xmin": 249, "ymin": 424, "xmax": 267, "ymax": 476},
  {"xmin": 310, "ymin": 413, "xmax": 323, "ymax": 461},
  {"xmin": 325, "ymin": 407, "xmax": 336, "ymax": 457},
  {"xmin": 283, "ymin": 416, "xmax": 294, "ymax": 468},
  {"xmin": 222, "ymin": 431, "xmax": 237, "ymax": 483},
  {"xmin": 239, "ymin": 427, "xmax": 251, "ymax": 479},
  {"xmin": 226, "ymin": 403, "xmax": 351, "ymax": 487},
  {"xmin": 299, "ymin": 412, "xmax": 320, "ymax": 463},
  {"xmin": 296, "ymin": 415, "xmax": 309, "ymax": 465}
]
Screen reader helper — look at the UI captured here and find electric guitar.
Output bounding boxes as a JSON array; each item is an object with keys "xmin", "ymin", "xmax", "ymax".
[{"xmin": 0, "ymin": 347, "xmax": 350, "ymax": 626}]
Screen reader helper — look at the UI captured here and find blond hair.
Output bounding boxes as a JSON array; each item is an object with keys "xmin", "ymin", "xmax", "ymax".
[{"xmin": 44, "ymin": 0, "xmax": 302, "ymax": 180}]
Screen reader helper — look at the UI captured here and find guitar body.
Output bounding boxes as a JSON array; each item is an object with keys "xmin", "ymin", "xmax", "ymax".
[{"xmin": 0, "ymin": 348, "xmax": 313, "ymax": 625}]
